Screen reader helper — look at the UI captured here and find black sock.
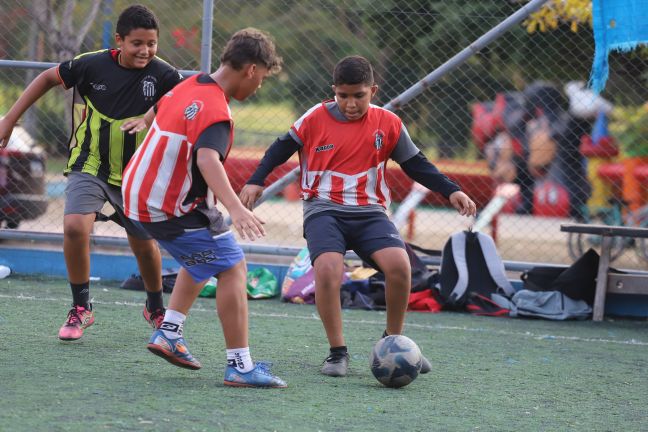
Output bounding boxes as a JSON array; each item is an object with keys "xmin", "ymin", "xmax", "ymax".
[
  {"xmin": 146, "ymin": 290, "xmax": 164, "ymax": 311},
  {"xmin": 70, "ymin": 282, "xmax": 90, "ymax": 308},
  {"xmin": 330, "ymin": 345, "xmax": 347, "ymax": 355}
]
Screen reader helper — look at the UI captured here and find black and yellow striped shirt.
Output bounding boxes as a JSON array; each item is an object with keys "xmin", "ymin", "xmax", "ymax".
[{"xmin": 58, "ymin": 49, "xmax": 182, "ymax": 186}]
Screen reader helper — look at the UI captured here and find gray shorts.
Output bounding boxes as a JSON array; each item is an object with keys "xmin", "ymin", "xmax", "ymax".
[{"xmin": 64, "ymin": 171, "xmax": 151, "ymax": 239}]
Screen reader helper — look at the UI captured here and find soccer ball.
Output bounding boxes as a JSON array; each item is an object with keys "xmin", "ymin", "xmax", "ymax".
[{"xmin": 369, "ymin": 335, "xmax": 422, "ymax": 388}]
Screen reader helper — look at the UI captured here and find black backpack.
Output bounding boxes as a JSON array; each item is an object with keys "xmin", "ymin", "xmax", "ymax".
[
  {"xmin": 521, "ymin": 248, "xmax": 600, "ymax": 306},
  {"xmin": 438, "ymin": 230, "xmax": 516, "ymax": 307}
]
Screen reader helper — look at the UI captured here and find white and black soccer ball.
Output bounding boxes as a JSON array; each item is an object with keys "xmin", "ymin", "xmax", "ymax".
[{"xmin": 369, "ymin": 335, "xmax": 422, "ymax": 388}]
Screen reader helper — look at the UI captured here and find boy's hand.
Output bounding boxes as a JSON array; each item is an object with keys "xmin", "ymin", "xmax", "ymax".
[
  {"xmin": 0, "ymin": 118, "xmax": 14, "ymax": 149},
  {"xmin": 449, "ymin": 191, "xmax": 477, "ymax": 217},
  {"xmin": 239, "ymin": 184, "xmax": 264, "ymax": 210},
  {"xmin": 229, "ymin": 205, "xmax": 265, "ymax": 241},
  {"xmin": 120, "ymin": 118, "xmax": 148, "ymax": 135}
]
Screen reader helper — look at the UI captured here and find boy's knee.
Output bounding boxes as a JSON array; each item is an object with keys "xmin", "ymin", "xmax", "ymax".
[
  {"xmin": 64, "ymin": 221, "xmax": 90, "ymax": 240},
  {"xmin": 384, "ymin": 263, "xmax": 410, "ymax": 284},
  {"xmin": 131, "ymin": 240, "xmax": 160, "ymax": 259}
]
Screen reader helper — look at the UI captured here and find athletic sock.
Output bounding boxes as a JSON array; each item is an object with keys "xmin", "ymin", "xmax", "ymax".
[
  {"xmin": 382, "ymin": 330, "xmax": 400, "ymax": 338},
  {"xmin": 329, "ymin": 345, "xmax": 348, "ymax": 358},
  {"xmin": 70, "ymin": 282, "xmax": 90, "ymax": 309},
  {"xmin": 145, "ymin": 289, "xmax": 164, "ymax": 312},
  {"xmin": 160, "ymin": 309, "xmax": 185, "ymax": 340},
  {"xmin": 226, "ymin": 347, "xmax": 254, "ymax": 373}
]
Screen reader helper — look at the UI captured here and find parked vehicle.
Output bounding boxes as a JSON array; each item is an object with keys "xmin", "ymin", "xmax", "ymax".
[{"xmin": 0, "ymin": 126, "xmax": 48, "ymax": 228}]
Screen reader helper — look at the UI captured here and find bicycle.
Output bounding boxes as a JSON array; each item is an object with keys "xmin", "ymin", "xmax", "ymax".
[{"xmin": 567, "ymin": 197, "xmax": 648, "ymax": 263}]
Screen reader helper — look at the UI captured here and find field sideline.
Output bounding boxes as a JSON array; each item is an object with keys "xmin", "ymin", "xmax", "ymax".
[{"xmin": 1, "ymin": 276, "xmax": 646, "ymax": 432}]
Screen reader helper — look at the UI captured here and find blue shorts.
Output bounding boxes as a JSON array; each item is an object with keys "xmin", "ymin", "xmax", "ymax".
[
  {"xmin": 155, "ymin": 229, "xmax": 244, "ymax": 282},
  {"xmin": 303, "ymin": 211, "xmax": 405, "ymax": 269}
]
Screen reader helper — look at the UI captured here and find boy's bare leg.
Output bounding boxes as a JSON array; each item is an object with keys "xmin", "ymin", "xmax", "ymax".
[
  {"xmin": 313, "ymin": 252, "xmax": 346, "ymax": 347},
  {"xmin": 167, "ymin": 267, "xmax": 207, "ymax": 314},
  {"xmin": 370, "ymin": 247, "xmax": 411, "ymax": 336},
  {"xmin": 215, "ymin": 259, "xmax": 249, "ymax": 349},
  {"xmin": 127, "ymin": 235, "xmax": 163, "ymax": 294},
  {"xmin": 148, "ymin": 267, "xmax": 205, "ymax": 370},
  {"xmin": 371, "ymin": 246, "xmax": 431, "ymax": 373},
  {"xmin": 63, "ymin": 213, "xmax": 96, "ymax": 283},
  {"xmin": 58, "ymin": 213, "xmax": 97, "ymax": 340}
]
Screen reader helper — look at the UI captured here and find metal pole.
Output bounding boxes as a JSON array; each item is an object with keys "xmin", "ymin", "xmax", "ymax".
[
  {"xmin": 383, "ymin": 0, "xmax": 550, "ymax": 111},
  {"xmin": 249, "ymin": 0, "xmax": 551, "ymax": 206},
  {"xmin": 200, "ymin": 0, "xmax": 214, "ymax": 73},
  {"xmin": 0, "ymin": 228, "xmax": 607, "ymax": 274},
  {"xmin": 200, "ymin": 0, "xmax": 216, "ymax": 208},
  {"xmin": 0, "ymin": 60, "xmax": 198, "ymax": 77}
]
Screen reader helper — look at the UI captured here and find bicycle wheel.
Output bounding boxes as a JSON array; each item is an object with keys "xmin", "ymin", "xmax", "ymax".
[{"xmin": 567, "ymin": 214, "xmax": 627, "ymax": 262}]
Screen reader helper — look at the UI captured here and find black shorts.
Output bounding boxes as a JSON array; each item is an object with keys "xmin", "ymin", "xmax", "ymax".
[{"xmin": 304, "ymin": 211, "xmax": 405, "ymax": 269}]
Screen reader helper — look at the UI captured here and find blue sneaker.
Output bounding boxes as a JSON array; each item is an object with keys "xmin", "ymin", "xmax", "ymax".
[
  {"xmin": 223, "ymin": 361, "xmax": 287, "ymax": 388},
  {"xmin": 147, "ymin": 330, "xmax": 202, "ymax": 370}
]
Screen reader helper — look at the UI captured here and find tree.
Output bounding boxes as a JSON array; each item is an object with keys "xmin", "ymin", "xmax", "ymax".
[
  {"xmin": 524, "ymin": 0, "xmax": 592, "ymax": 34},
  {"xmin": 28, "ymin": 0, "xmax": 103, "ymax": 154},
  {"xmin": 31, "ymin": 0, "xmax": 103, "ymax": 61}
]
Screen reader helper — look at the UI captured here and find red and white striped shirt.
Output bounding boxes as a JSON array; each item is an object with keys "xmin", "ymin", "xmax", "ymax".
[
  {"xmin": 292, "ymin": 101, "xmax": 402, "ymax": 209},
  {"xmin": 122, "ymin": 75, "xmax": 233, "ymax": 222}
]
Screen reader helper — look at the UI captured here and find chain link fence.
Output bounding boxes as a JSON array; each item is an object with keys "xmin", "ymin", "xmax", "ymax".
[{"xmin": 1, "ymin": 0, "xmax": 647, "ymax": 269}]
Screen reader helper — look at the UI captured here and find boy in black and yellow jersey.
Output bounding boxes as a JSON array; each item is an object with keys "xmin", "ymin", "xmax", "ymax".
[{"xmin": 0, "ymin": 5, "xmax": 183, "ymax": 340}]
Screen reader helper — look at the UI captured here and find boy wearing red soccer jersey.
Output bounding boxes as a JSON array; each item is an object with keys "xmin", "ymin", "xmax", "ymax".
[
  {"xmin": 122, "ymin": 28, "xmax": 286, "ymax": 388},
  {"xmin": 0, "ymin": 5, "xmax": 182, "ymax": 340},
  {"xmin": 240, "ymin": 55, "xmax": 477, "ymax": 377}
]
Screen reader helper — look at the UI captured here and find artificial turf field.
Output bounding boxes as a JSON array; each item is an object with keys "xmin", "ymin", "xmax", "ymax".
[{"xmin": 1, "ymin": 275, "xmax": 647, "ymax": 432}]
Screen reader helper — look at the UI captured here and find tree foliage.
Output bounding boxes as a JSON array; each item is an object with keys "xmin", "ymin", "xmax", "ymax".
[{"xmin": 524, "ymin": 0, "xmax": 592, "ymax": 34}]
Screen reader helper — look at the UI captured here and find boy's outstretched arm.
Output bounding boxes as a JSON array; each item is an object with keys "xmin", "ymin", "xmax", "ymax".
[
  {"xmin": 196, "ymin": 147, "xmax": 266, "ymax": 241},
  {"xmin": 0, "ymin": 67, "xmax": 61, "ymax": 148},
  {"xmin": 399, "ymin": 151, "xmax": 477, "ymax": 217},
  {"xmin": 239, "ymin": 132, "xmax": 300, "ymax": 210},
  {"xmin": 120, "ymin": 107, "xmax": 156, "ymax": 135}
]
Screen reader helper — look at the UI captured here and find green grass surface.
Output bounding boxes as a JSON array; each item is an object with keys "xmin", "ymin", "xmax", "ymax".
[{"xmin": 1, "ymin": 276, "xmax": 647, "ymax": 432}]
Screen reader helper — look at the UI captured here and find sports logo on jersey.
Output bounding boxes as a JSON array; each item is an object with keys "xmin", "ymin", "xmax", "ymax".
[
  {"xmin": 315, "ymin": 144, "xmax": 334, "ymax": 152},
  {"xmin": 373, "ymin": 130, "xmax": 385, "ymax": 150},
  {"xmin": 90, "ymin": 82, "xmax": 107, "ymax": 91},
  {"xmin": 184, "ymin": 100, "xmax": 204, "ymax": 120},
  {"xmin": 141, "ymin": 75, "xmax": 158, "ymax": 99}
]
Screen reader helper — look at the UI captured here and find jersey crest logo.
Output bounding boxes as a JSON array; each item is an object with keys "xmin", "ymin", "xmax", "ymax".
[
  {"xmin": 141, "ymin": 75, "xmax": 158, "ymax": 99},
  {"xmin": 184, "ymin": 101, "xmax": 203, "ymax": 120},
  {"xmin": 373, "ymin": 130, "xmax": 385, "ymax": 150}
]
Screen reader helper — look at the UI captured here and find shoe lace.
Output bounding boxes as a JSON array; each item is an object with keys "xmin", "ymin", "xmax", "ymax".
[
  {"xmin": 65, "ymin": 306, "xmax": 84, "ymax": 325},
  {"xmin": 254, "ymin": 361, "xmax": 274, "ymax": 375}
]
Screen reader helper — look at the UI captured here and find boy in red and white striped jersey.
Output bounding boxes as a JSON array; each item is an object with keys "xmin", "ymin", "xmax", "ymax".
[
  {"xmin": 240, "ymin": 55, "xmax": 477, "ymax": 378},
  {"xmin": 121, "ymin": 28, "xmax": 286, "ymax": 388}
]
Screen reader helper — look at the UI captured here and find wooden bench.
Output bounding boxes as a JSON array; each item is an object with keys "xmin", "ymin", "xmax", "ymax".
[{"xmin": 560, "ymin": 223, "xmax": 648, "ymax": 321}]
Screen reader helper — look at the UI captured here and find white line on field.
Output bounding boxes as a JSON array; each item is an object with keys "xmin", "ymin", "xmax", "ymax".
[{"xmin": 2, "ymin": 293, "xmax": 647, "ymax": 346}]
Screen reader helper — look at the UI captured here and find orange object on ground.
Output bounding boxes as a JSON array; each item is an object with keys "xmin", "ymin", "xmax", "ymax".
[
  {"xmin": 632, "ymin": 163, "xmax": 648, "ymax": 210},
  {"xmin": 622, "ymin": 157, "xmax": 648, "ymax": 211}
]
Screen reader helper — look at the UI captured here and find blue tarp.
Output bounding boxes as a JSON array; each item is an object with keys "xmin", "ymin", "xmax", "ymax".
[{"xmin": 590, "ymin": 0, "xmax": 648, "ymax": 93}]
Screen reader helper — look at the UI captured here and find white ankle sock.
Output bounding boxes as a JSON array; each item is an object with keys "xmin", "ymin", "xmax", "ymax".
[
  {"xmin": 160, "ymin": 309, "xmax": 186, "ymax": 340},
  {"xmin": 226, "ymin": 347, "xmax": 254, "ymax": 373}
]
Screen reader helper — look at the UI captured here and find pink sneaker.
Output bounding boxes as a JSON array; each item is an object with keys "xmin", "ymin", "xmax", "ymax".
[
  {"xmin": 143, "ymin": 304, "xmax": 165, "ymax": 329},
  {"xmin": 58, "ymin": 304, "xmax": 94, "ymax": 341}
]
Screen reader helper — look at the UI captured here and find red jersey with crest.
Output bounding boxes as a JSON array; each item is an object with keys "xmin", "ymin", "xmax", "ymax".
[
  {"xmin": 291, "ymin": 101, "xmax": 402, "ymax": 209},
  {"xmin": 122, "ymin": 74, "xmax": 233, "ymax": 223}
]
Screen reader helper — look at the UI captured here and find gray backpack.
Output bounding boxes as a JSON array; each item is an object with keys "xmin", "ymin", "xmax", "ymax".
[
  {"xmin": 492, "ymin": 290, "xmax": 592, "ymax": 320},
  {"xmin": 438, "ymin": 230, "xmax": 516, "ymax": 307}
]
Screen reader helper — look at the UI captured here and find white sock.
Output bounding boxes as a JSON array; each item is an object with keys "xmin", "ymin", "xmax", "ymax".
[
  {"xmin": 226, "ymin": 347, "xmax": 254, "ymax": 373},
  {"xmin": 160, "ymin": 309, "xmax": 186, "ymax": 340}
]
